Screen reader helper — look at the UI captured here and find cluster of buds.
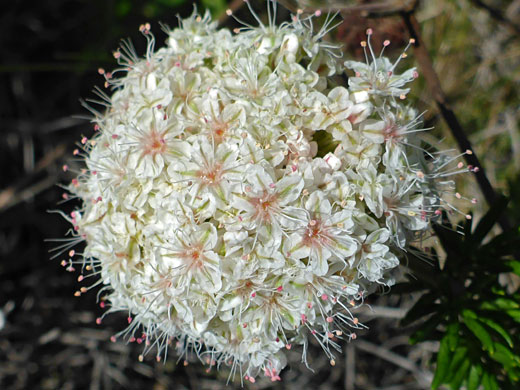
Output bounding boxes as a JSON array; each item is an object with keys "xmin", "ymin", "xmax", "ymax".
[{"xmin": 57, "ymin": 2, "xmax": 472, "ymax": 382}]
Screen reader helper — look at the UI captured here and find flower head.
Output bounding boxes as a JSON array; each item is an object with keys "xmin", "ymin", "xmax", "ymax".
[{"xmin": 58, "ymin": 4, "xmax": 470, "ymax": 383}]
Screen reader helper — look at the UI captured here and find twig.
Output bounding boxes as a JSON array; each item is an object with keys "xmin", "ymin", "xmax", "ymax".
[
  {"xmin": 356, "ymin": 306, "xmax": 406, "ymax": 319},
  {"xmin": 400, "ymin": 11, "xmax": 511, "ymax": 231},
  {"xmin": 0, "ymin": 143, "xmax": 66, "ymax": 212},
  {"xmin": 354, "ymin": 339, "xmax": 431, "ymax": 389},
  {"xmin": 345, "ymin": 343, "xmax": 356, "ymax": 390},
  {"xmin": 469, "ymin": 0, "xmax": 520, "ymax": 36}
]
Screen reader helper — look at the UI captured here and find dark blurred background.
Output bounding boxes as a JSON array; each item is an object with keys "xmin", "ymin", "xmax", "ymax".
[{"xmin": 0, "ymin": 0, "xmax": 518, "ymax": 389}]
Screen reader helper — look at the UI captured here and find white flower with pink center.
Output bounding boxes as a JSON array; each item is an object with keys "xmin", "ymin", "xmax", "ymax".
[{"xmin": 285, "ymin": 192, "xmax": 357, "ymax": 275}]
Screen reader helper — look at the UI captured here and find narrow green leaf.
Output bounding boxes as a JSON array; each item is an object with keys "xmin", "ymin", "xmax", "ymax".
[
  {"xmin": 449, "ymin": 358, "xmax": 470, "ymax": 390},
  {"xmin": 490, "ymin": 343, "xmax": 516, "ymax": 368},
  {"xmin": 462, "ymin": 313, "xmax": 494, "ymax": 353},
  {"xmin": 446, "ymin": 323, "xmax": 460, "ymax": 351},
  {"xmin": 448, "ymin": 346, "xmax": 469, "ymax": 375},
  {"xmin": 467, "ymin": 365, "xmax": 480, "ymax": 390},
  {"xmin": 482, "ymin": 372, "xmax": 499, "ymax": 390},
  {"xmin": 477, "ymin": 316, "xmax": 514, "ymax": 348},
  {"xmin": 431, "ymin": 337, "xmax": 451, "ymax": 389},
  {"xmin": 507, "ymin": 260, "xmax": 520, "ymax": 276},
  {"xmin": 506, "ymin": 309, "xmax": 520, "ymax": 322},
  {"xmin": 507, "ymin": 366, "xmax": 520, "ymax": 382}
]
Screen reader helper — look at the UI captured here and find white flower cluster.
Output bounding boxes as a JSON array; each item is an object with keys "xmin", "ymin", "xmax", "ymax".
[{"xmin": 60, "ymin": 4, "xmax": 467, "ymax": 382}]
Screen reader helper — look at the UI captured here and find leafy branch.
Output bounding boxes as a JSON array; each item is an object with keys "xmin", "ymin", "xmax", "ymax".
[{"xmin": 395, "ymin": 197, "xmax": 520, "ymax": 389}]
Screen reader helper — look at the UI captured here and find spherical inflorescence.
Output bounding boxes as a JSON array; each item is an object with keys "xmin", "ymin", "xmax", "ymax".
[{"xmin": 59, "ymin": 4, "xmax": 472, "ymax": 382}]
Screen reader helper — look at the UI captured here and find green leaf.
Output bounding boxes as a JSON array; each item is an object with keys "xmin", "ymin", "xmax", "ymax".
[
  {"xmin": 482, "ymin": 371, "xmax": 499, "ymax": 390},
  {"xmin": 490, "ymin": 342, "xmax": 517, "ymax": 368},
  {"xmin": 448, "ymin": 346, "xmax": 469, "ymax": 375},
  {"xmin": 449, "ymin": 358, "xmax": 470, "ymax": 390},
  {"xmin": 431, "ymin": 337, "xmax": 451, "ymax": 389},
  {"xmin": 477, "ymin": 316, "xmax": 514, "ymax": 348},
  {"xmin": 467, "ymin": 365, "xmax": 480, "ymax": 390},
  {"xmin": 507, "ymin": 259, "xmax": 520, "ymax": 276},
  {"xmin": 494, "ymin": 298, "xmax": 520, "ymax": 309},
  {"xmin": 506, "ymin": 309, "xmax": 520, "ymax": 322},
  {"xmin": 446, "ymin": 323, "xmax": 460, "ymax": 351},
  {"xmin": 462, "ymin": 311, "xmax": 494, "ymax": 353},
  {"xmin": 481, "ymin": 297, "xmax": 520, "ymax": 311}
]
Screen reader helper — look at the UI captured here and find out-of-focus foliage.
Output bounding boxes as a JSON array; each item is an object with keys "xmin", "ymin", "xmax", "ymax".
[
  {"xmin": 416, "ymin": 0, "xmax": 520, "ymax": 191},
  {"xmin": 114, "ymin": 0, "xmax": 227, "ymax": 19},
  {"xmin": 394, "ymin": 196, "xmax": 520, "ymax": 390}
]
